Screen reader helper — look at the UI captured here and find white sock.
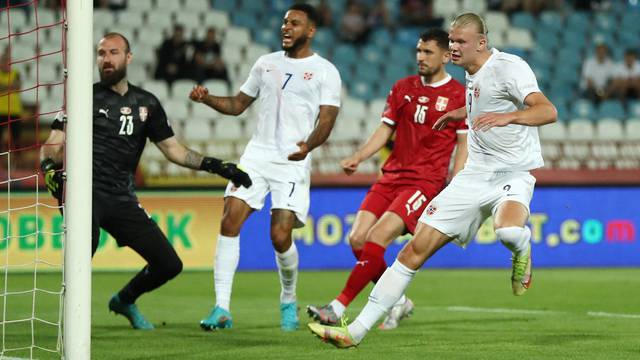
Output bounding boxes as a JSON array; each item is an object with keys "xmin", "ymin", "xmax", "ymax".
[
  {"xmin": 214, "ymin": 234, "xmax": 240, "ymax": 311},
  {"xmin": 330, "ymin": 299, "xmax": 346, "ymax": 318},
  {"xmin": 275, "ymin": 242, "xmax": 298, "ymax": 304},
  {"xmin": 496, "ymin": 226, "xmax": 531, "ymax": 255},
  {"xmin": 348, "ymin": 260, "xmax": 416, "ymax": 342}
]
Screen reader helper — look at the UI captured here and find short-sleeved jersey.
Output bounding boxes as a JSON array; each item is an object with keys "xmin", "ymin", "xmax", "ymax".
[
  {"xmin": 240, "ymin": 51, "xmax": 341, "ymax": 169},
  {"xmin": 464, "ymin": 49, "xmax": 543, "ymax": 171},
  {"xmin": 378, "ymin": 74, "xmax": 467, "ymax": 190},
  {"xmin": 52, "ymin": 82, "xmax": 174, "ymax": 201}
]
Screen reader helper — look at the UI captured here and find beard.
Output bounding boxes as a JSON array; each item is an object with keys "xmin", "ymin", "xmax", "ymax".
[
  {"xmin": 282, "ymin": 34, "xmax": 308, "ymax": 53},
  {"xmin": 99, "ymin": 65, "xmax": 127, "ymax": 87}
]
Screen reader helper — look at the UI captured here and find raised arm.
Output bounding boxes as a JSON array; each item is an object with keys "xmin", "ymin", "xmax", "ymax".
[
  {"xmin": 155, "ymin": 136, "xmax": 252, "ymax": 188},
  {"xmin": 189, "ymin": 86, "xmax": 255, "ymax": 116},
  {"xmin": 341, "ymin": 122, "xmax": 394, "ymax": 175},
  {"xmin": 288, "ymin": 105, "xmax": 340, "ymax": 161}
]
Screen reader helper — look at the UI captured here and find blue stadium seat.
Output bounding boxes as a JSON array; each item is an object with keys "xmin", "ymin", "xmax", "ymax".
[
  {"xmin": 238, "ymin": 0, "xmax": 266, "ymax": 13},
  {"xmin": 361, "ymin": 45, "xmax": 384, "ymax": 64},
  {"xmin": 232, "ymin": 13, "xmax": 257, "ymax": 31},
  {"xmin": 349, "ymin": 81, "xmax": 375, "ymax": 102},
  {"xmin": 354, "ymin": 62, "xmax": 381, "ymax": 83},
  {"xmin": 511, "ymin": 11, "xmax": 536, "ymax": 30},
  {"xmin": 621, "ymin": 12, "xmax": 640, "ymax": 32},
  {"xmin": 555, "ymin": 49, "xmax": 583, "ymax": 70},
  {"xmin": 618, "ymin": 31, "xmax": 640, "ymax": 50},
  {"xmin": 628, "ymin": 100, "xmax": 640, "ymax": 118},
  {"xmin": 553, "ymin": 101, "xmax": 569, "ymax": 122},
  {"xmin": 332, "ymin": 44, "xmax": 358, "ymax": 64},
  {"xmin": 562, "ymin": 30, "xmax": 588, "ymax": 52},
  {"xmin": 502, "ymin": 47, "xmax": 526, "ymax": 59},
  {"xmin": 534, "ymin": 29, "xmax": 559, "ymax": 51},
  {"xmin": 211, "ymin": 0, "xmax": 236, "ymax": 12},
  {"xmin": 539, "ymin": 11, "xmax": 563, "ymax": 32},
  {"xmin": 446, "ymin": 63, "xmax": 466, "ymax": 84},
  {"xmin": 254, "ymin": 30, "xmax": 280, "ymax": 51},
  {"xmin": 571, "ymin": 99, "xmax": 596, "ymax": 120},
  {"xmin": 597, "ymin": 100, "xmax": 626, "ymax": 120},
  {"xmin": 370, "ymin": 28, "xmax": 393, "ymax": 48},
  {"xmin": 566, "ymin": 12, "xmax": 592, "ymax": 32},
  {"xmin": 590, "ymin": 32, "xmax": 615, "ymax": 47},
  {"xmin": 594, "ymin": 13, "xmax": 616, "ymax": 32},
  {"xmin": 271, "ymin": 0, "xmax": 294, "ymax": 13},
  {"xmin": 261, "ymin": 14, "xmax": 283, "ymax": 29},
  {"xmin": 395, "ymin": 27, "xmax": 421, "ymax": 48},
  {"xmin": 314, "ymin": 28, "xmax": 335, "ymax": 49}
]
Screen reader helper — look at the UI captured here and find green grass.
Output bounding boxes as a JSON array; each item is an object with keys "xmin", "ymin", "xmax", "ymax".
[{"xmin": 4, "ymin": 269, "xmax": 640, "ymax": 359}]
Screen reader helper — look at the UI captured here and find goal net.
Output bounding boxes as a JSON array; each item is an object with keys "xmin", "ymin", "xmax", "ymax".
[{"xmin": 0, "ymin": 1, "xmax": 68, "ymax": 359}]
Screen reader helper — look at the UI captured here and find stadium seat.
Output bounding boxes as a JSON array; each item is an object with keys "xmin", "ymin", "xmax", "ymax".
[
  {"xmin": 490, "ymin": 30, "xmax": 507, "ymax": 49},
  {"xmin": 629, "ymin": 102, "xmax": 640, "ymax": 118},
  {"xmin": 127, "ymin": 62, "xmax": 148, "ymax": 86},
  {"xmin": 433, "ymin": 0, "xmax": 460, "ymax": 19},
  {"xmin": 245, "ymin": 44, "xmax": 270, "ymax": 65},
  {"xmin": 163, "ymin": 99, "xmax": 190, "ymax": 121},
  {"xmin": 625, "ymin": 119, "xmax": 640, "ymax": 140},
  {"xmin": 567, "ymin": 120, "xmax": 594, "ymax": 141},
  {"xmin": 144, "ymin": 80, "xmax": 170, "ymax": 103},
  {"xmin": 205, "ymin": 141, "xmax": 237, "ymax": 160},
  {"xmin": 221, "ymin": 45, "xmax": 244, "ymax": 65},
  {"xmin": 224, "ymin": 27, "xmax": 251, "ymax": 47},
  {"xmin": 117, "ymin": 10, "xmax": 146, "ymax": 27},
  {"xmin": 349, "ymin": 81, "xmax": 375, "ymax": 102},
  {"xmin": 213, "ymin": 119, "xmax": 244, "ymax": 140},
  {"xmin": 539, "ymin": 11, "xmax": 563, "ymax": 32},
  {"xmin": 254, "ymin": 29, "xmax": 280, "ymax": 51},
  {"xmin": 170, "ymin": 80, "xmax": 196, "ymax": 99},
  {"xmin": 313, "ymin": 28, "xmax": 335, "ymax": 49},
  {"xmin": 37, "ymin": 9, "xmax": 59, "ymax": 27},
  {"xmin": 354, "ymin": 62, "xmax": 381, "ymax": 84},
  {"xmin": 596, "ymin": 118, "xmax": 624, "ymax": 141},
  {"xmin": 511, "ymin": 11, "xmax": 536, "ymax": 31},
  {"xmin": 566, "ymin": 12, "xmax": 591, "ymax": 32},
  {"xmin": 562, "ymin": 30, "xmax": 588, "ymax": 52},
  {"xmin": 361, "ymin": 45, "xmax": 384, "ymax": 64},
  {"xmin": 395, "ymin": 28, "xmax": 421, "ymax": 48},
  {"xmin": 93, "ymin": 9, "xmax": 117, "ymax": 29},
  {"xmin": 370, "ymin": 28, "xmax": 393, "ymax": 48},
  {"xmin": 367, "ymin": 99, "xmax": 387, "ymax": 120},
  {"xmin": 461, "ymin": 0, "xmax": 487, "ymax": 15},
  {"xmin": 539, "ymin": 122, "xmax": 567, "ymax": 141},
  {"xmin": 203, "ymin": 79, "xmax": 230, "ymax": 97},
  {"xmin": 594, "ymin": 12, "xmax": 616, "ymax": 32},
  {"xmin": 541, "ymin": 143, "xmax": 561, "ymax": 162},
  {"xmin": 332, "ymin": 116, "xmax": 363, "ymax": 141},
  {"xmin": 231, "ymin": 12, "xmax": 256, "ymax": 31},
  {"xmin": 183, "ymin": 118, "xmax": 213, "ymax": 141},
  {"xmin": 445, "ymin": 63, "xmax": 466, "ymax": 84},
  {"xmin": 571, "ymin": 99, "xmax": 596, "ymax": 120},
  {"xmin": 505, "ymin": 28, "xmax": 534, "ymax": 50},
  {"xmin": 485, "ymin": 12, "xmax": 510, "ymax": 33},
  {"xmin": 203, "ymin": 10, "xmax": 231, "ymax": 31},
  {"xmin": 191, "ymin": 102, "xmax": 219, "ymax": 120},
  {"xmin": 127, "ymin": 0, "xmax": 154, "ymax": 11},
  {"xmin": 597, "ymin": 100, "xmax": 626, "ymax": 120}
]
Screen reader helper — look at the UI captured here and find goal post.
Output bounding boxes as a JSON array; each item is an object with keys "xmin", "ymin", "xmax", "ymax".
[{"xmin": 63, "ymin": 0, "xmax": 92, "ymax": 359}]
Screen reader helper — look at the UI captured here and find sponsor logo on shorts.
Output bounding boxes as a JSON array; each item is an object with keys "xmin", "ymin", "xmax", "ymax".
[{"xmin": 425, "ymin": 203, "xmax": 437, "ymax": 216}]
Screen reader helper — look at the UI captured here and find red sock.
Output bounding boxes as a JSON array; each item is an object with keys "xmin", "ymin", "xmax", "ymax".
[
  {"xmin": 336, "ymin": 242, "xmax": 387, "ymax": 306},
  {"xmin": 352, "ymin": 247, "xmax": 363, "ymax": 260}
]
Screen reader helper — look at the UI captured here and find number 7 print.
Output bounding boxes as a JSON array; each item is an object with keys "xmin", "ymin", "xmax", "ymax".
[{"xmin": 282, "ymin": 73, "xmax": 293, "ymax": 89}]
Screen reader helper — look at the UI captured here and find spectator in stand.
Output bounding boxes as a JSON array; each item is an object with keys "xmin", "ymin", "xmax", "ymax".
[
  {"xmin": 94, "ymin": 0, "xmax": 126, "ymax": 10},
  {"xmin": 488, "ymin": 0, "xmax": 560, "ymax": 14},
  {"xmin": 610, "ymin": 49, "xmax": 640, "ymax": 101},
  {"xmin": 581, "ymin": 43, "xmax": 617, "ymax": 103},
  {"xmin": 0, "ymin": 48, "xmax": 24, "ymax": 152},
  {"xmin": 340, "ymin": 1, "xmax": 369, "ymax": 45},
  {"xmin": 398, "ymin": 0, "xmax": 442, "ymax": 28},
  {"xmin": 367, "ymin": 0, "xmax": 394, "ymax": 30},
  {"xmin": 315, "ymin": 0, "xmax": 333, "ymax": 28},
  {"xmin": 154, "ymin": 24, "xmax": 192, "ymax": 84},
  {"xmin": 192, "ymin": 27, "xmax": 229, "ymax": 84}
]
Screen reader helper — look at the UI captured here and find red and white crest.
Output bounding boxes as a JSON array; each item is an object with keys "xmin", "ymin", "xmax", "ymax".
[
  {"xmin": 425, "ymin": 203, "xmax": 437, "ymax": 216},
  {"xmin": 473, "ymin": 86, "xmax": 480, "ymax": 99},
  {"xmin": 139, "ymin": 106, "xmax": 148, "ymax": 122},
  {"xmin": 435, "ymin": 96, "xmax": 449, "ymax": 111},
  {"xmin": 304, "ymin": 72, "xmax": 313, "ymax": 80}
]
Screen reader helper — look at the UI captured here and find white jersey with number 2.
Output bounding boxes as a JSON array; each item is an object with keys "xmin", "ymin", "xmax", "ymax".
[
  {"xmin": 464, "ymin": 48, "xmax": 543, "ymax": 172},
  {"xmin": 239, "ymin": 51, "xmax": 342, "ymax": 168}
]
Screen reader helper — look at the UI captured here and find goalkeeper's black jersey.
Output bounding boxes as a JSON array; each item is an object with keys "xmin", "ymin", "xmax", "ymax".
[{"xmin": 52, "ymin": 82, "xmax": 174, "ymax": 201}]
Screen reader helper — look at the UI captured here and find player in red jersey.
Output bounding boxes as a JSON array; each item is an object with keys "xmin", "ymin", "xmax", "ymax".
[{"xmin": 307, "ymin": 29, "xmax": 467, "ymax": 329}]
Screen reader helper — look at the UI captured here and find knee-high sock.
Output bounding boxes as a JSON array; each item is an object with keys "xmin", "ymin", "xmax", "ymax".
[
  {"xmin": 214, "ymin": 234, "xmax": 240, "ymax": 311},
  {"xmin": 336, "ymin": 242, "xmax": 387, "ymax": 309},
  {"xmin": 275, "ymin": 242, "xmax": 298, "ymax": 304},
  {"xmin": 496, "ymin": 226, "xmax": 531, "ymax": 255},
  {"xmin": 347, "ymin": 260, "xmax": 416, "ymax": 343}
]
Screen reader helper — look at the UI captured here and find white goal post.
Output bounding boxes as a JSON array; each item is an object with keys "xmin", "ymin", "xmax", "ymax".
[{"xmin": 63, "ymin": 0, "xmax": 92, "ymax": 359}]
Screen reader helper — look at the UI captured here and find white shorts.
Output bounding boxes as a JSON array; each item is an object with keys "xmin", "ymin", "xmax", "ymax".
[
  {"xmin": 419, "ymin": 168, "xmax": 536, "ymax": 247},
  {"xmin": 224, "ymin": 157, "xmax": 310, "ymax": 228}
]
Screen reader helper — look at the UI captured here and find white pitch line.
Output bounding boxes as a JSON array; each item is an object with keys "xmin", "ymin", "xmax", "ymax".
[
  {"xmin": 587, "ymin": 311, "xmax": 640, "ymax": 319},
  {"xmin": 446, "ymin": 306, "xmax": 564, "ymax": 315}
]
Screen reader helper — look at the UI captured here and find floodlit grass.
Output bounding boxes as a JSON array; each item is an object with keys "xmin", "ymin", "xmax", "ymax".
[{"xmin": 3, "ymin": 269, "xmax": 640, "ymax": 359}]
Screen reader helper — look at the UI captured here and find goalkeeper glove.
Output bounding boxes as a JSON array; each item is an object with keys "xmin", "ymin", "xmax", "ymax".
[
  {"xmin": 40, "ymin": 159, "xmax": 65, "ymax": 201},
  {"xmin": 200, "ymin": 157, "xmax": 252, "ymax": 188}
]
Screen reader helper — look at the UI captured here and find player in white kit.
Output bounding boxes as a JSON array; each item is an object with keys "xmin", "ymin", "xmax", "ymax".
[
  {"xmin": 189, "ymin": 4, "xmax": 341, "ymax": 331},
  {"xmin": 309, "ymin": 12, "xmax": 557, "ymax": 347}
]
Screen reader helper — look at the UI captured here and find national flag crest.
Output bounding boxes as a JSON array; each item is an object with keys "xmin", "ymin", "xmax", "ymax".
[
  {"xmin": 473, "ymin": 86, "xmax": 480, "ymax": 99},
  {"xmin": 435, "ymin": 96, "xmax": 449, "ymax": 111},
  {"xmin": 304, "ymin": 72, "xmax": 313, "ymax": 80},
  {"xmin": 426, "ymin": 204, "xmax": 437, "ymax": 216},
  {"xmin": 139, "ymin": 106, "xmax": 148, "ymax": 122}
]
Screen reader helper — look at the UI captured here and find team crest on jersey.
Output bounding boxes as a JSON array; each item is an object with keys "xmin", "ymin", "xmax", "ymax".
[
  {"xmin": 304, "ymin": 72, "xmax": 313, "ymax": 80},
  {"xmin": 425, "ymin": 203, "xmax": 437, "ymax": 216},
  {"xmin": 473, "ymin": 86, "xmax": 480, "ymax": 99},
  {"xmin": 435, "ymin": 96, "xmax": 449, "ymax": 111},
  {"xmin": 120, "ymin": 107, "xmax": 131, "ymax": 115},
  {"xmin": 139, "ymin": 106, "xmax": 148, "ymax": 122},
  {"xmin": 418, "ymin": 96, "xmax": 429, "ymax": 103}
]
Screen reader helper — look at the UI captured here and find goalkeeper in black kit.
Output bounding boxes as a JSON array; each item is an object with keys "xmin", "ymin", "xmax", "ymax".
[{"xmin": 39, "ymin": 32, "xmax": 251, "ymax": 330}]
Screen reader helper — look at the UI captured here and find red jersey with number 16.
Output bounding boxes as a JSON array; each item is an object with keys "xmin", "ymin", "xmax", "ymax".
[{"xmin": 378, "ymin": 74, "xmax": 467, "ymax": 190}]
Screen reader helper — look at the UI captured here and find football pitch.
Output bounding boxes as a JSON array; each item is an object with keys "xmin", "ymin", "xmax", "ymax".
[{"xmin": 6, "ymin": 268, "xmax": 640, "ymax": 359}]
